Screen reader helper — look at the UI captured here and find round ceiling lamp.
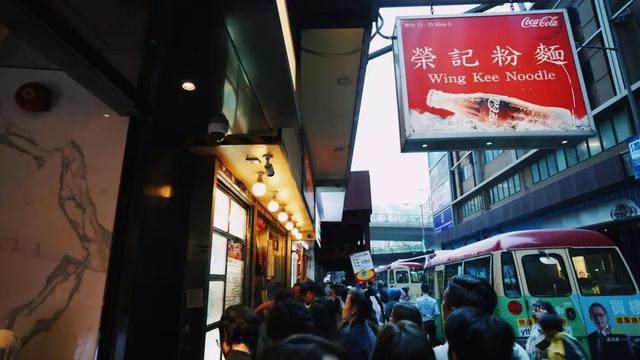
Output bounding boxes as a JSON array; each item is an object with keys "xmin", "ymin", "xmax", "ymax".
[{"xmin": 251, "ymin": 172, "xmax": 267, "ymax": 197}]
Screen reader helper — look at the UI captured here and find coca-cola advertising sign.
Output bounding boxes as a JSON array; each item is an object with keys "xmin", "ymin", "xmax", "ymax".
[{"xmin": 393, "ymin": 10, "xmax": 595, "ymax": 151}]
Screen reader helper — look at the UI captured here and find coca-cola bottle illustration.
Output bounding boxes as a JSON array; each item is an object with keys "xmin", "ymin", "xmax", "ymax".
[{"xmin": 426, "ymin": 89, "xmax": 574, "ymax": 129}]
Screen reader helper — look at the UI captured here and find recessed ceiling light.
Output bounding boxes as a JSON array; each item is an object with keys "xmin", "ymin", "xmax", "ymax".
[
  {"xmin": 486, "ymin": 142, "xmax": 493, "ymax": 146},
  {"xmin": 103, "ymin": 114, "xmax": 110, "ymax": 118},
  {"xmin": 422, "ymin": 144, "xmax": 428, "ymax": 148},
  {"xmin": 181, "ymin": 81, "xmax": 196, "ymax": 91},
  {"xmin": 561, "ymin": 140, "xmax": 568, "ymax": 144}
]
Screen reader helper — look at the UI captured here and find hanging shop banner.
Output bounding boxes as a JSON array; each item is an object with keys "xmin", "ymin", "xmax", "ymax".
[
  {"xmin": 349, "ymin": 250, "xmax": 376, "ymax": 283},
  {"xmin": 393, "ymin": 10, "xmax": 595, "ymax": 152},
  {"xmin": 628, "ymin": 135, "xmax": 640, "ymax": 180}
]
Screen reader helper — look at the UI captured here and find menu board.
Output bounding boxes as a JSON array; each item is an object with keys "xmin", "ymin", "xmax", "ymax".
[{"xmin": 224, "ymin": 241, "xmax": 244, "ymax": 307}]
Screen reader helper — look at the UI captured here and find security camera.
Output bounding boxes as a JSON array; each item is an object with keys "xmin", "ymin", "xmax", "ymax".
[
  {"xmin": 207, "ymin": 114, "xmax": 230, "ymax": 142},
  {"xmin": 263, "ymin": 153, "xmax": 275, "ymax": 177}
]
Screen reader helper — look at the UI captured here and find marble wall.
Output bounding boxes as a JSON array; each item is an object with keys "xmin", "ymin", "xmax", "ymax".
[{"xmin": 0, "ymin": 67, "xmax": 128, "ymax": 359}]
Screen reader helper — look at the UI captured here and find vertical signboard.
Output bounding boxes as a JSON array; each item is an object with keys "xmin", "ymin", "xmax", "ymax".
[
  {"xmin": 350, "ymin": 250, "xmax": 376, "ymax": 283},
  {"xmin": 433, "ymin": 206, "xmax": 454, "ymax": 234},
  {"xmin": 628, "ymin": 135, "xmax": 640, "ymax": 179},
  {"xmin": 393, "ymin": 10, "xmax": 595, "ymax": 151}
]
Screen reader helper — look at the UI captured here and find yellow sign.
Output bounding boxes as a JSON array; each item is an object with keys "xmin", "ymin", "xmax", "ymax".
[{"xmin": 355, "ymin": 269, "xmax": 376, "ymax": 282}]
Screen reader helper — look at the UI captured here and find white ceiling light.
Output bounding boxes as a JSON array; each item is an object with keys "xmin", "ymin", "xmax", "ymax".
[
  {"xmin": 267, "ymin": 191, "xmax": 279, "ymax": 212},
  {"xmin": 561, "ymin": 140, "xmax": 568, "ymax": 144},
  {"xmin": 251, "ymin": 172, "xmax": 267, "ymax": 197},
  {"xmin": 285, "ymin": 221, "xmax": 294, "ymax": 231},
  {"xmin": 295, "ymin": 232, "xmax": 303, "ymax": 240},
  {"xmin": 181, "ymin": 80, "xmax": 196, "ymax": 91},
  {"xmin": 277, "ymin": 209, "xmax": 288, "ymax": 223},
  {"xmin": 291, "ymin": 227, "xmax": 300, "ymax": 236}
]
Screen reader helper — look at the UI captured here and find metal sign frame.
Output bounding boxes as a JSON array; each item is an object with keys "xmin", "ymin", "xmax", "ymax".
[{"xmin": 393, "ymin": 9, "xmax": 596, "ymax": 152}]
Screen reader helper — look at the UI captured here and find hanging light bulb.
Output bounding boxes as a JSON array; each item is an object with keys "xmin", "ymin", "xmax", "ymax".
[
  {"xmin": 277, "ymin": 208, "xmax": 288, "ymax": 223},
  {"xmin": 285, "ymin": 221, "xmax": 294, "ymax": 231},
  {"xmin": 291, "ymin": 228, "xmax": 300, "ymax": 236},
  {"xmin": 267, "ymin": 192, "xmax": 279, "ymax": 212},
  {"xmin": 251, "ymin": 172, "xmax": 267, "ymax": 197},
  {"xmin": 295, "ymin": 232, "xmax": 303, "ymax": 240}
]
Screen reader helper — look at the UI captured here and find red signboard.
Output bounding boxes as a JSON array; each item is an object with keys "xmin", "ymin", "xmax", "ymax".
[{"xmin": 393, "ymin": 10, "xmax": 595, "ymax": 151}]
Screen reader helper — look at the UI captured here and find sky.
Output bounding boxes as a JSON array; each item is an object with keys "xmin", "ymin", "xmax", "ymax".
[{"xmin": 350, "ymin": 4, "xmax": 530, "ymax": 216}]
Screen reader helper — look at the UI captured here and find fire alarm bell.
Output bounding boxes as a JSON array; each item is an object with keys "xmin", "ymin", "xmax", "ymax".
[{"xmin": 15, "ymin": 82, "xmax": 52, "ymax": 112}]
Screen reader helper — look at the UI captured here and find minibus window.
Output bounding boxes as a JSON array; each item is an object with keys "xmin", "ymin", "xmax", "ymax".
[
  {"xmin": 410, "ymin": 269, "xmax": 425, "ymax": 283},
  {"xmin": 389, "ymin": 270, "xmax": 395, "ymax": 284},
  {"xmin": 501, "ymin": 252, "xmax": 521, "ymax": 298},
  {"xmin": 522, "ymin": 254, "xmax": 572, "ymax": 297},
  {"xmin": 425, "ymin": 268, "xmax": 435, "ymax": 291},
  {"xmin": 444, "ymin": 263, "xmax": 462, "ymax": 286},
  {"xmin": 396, "ymin": 270, "xmax": 409, "ymax": 284},
  {"xmin": 464, "ymin": 257, "xmax": 491, "ymax": 282},
  {"xmin": 570, "ymin": 248, "xmax": 636, "ymax": 296}
]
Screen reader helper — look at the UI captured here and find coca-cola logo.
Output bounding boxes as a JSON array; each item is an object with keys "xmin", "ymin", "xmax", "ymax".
[{"xmin": 521, "ymin": 16, "xmax": 559, "ymax": 28}]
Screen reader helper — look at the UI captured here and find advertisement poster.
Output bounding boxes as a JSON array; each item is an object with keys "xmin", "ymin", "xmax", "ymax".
[
  {"xmin": 628, "ymin": 135, "xmax": 640, "ymax": 179},
  {"xmin": 394, "ymin": 10, "xmax": 595, "ymax": 151},
  {"xmin": 350, "ymin": 250, "xmax": 376, "ymax": 283},
  {"xmin": 578, "ymin": 297, "xmax": 640, "ymax": 359}
]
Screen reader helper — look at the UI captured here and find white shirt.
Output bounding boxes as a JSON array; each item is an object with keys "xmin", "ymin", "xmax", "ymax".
[
  {"xmin": 370, "ymin": 296, "xmax": 383, "ymax": 324},
  {"xmin": 434, "ymin": 341, "xmax": 530, "ymax": 360}
]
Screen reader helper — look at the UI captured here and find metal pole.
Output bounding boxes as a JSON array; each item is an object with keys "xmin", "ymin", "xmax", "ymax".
[
  {"xmin": 420, "ymin": 204, "xmax": 427, "ymax": 252},
  {"xmin": 603, "ymin": 0, "xmax": 640, "ymax": 133}
]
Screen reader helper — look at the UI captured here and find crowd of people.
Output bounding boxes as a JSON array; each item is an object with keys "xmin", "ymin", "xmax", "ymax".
[{"xmin": 216, "ymin": 275, "xmax": 587, "ymax": 360}]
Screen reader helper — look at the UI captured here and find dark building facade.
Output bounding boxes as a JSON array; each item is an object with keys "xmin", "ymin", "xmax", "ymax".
[{"xmin": 430, "ymin": 0, "xmax": 640, "ymax": 282}]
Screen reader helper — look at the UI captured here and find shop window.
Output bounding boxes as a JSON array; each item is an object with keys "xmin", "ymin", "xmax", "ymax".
[
  {"xmin": 501, "ymin": 252, "xmax": 521, "ymax": 298},
  {"xmin": 210, "ymin": 233, "xmax": 228, "ymax": 275},
  {"xmin": 522, "ymin": 254, "xmax": 572, "ymax": 297},
  {"xmin": 204, "ymin": 328, "xmax": 221, "ymax": 360},
  {"xmin": 213, "ymin": 189, "xmax": 230, "ymax": 232},
  {"xmin": 598, "ymin": 119, "xmax": 616, "ymax": 150},
  {"xmin": 207, "ymin": 186, "xmax": 249, "ymax": 342}
]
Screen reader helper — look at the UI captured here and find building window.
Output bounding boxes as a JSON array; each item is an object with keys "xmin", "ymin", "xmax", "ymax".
[
  {"xmin": 598, "ymin": 119, "xmax": 616, "ymax": 150},
  {"xmin": 483, "ymin": 149, "xmax": 504, "ymax": 164},
  {"xmin": 556, "ymin": 149, "xmax": 568, "ymax": 172},
  {"xmin": 461, "ymin": 164, "xmax": 472, "ymax": 182},
  {"xmin": 612, "ymin": 0, "xmax": 640, "ymax": 84},
  {"xmin": 613, "ymin": 108, "xmax": 633, "ymax": 142},
  {"xmin": 461, "ymin": 194, "xmax": 483, "ymax": 218},
  {"xmin": 577, "ymin": 140, "xmax": 590, "ymax": 162},
  {"xmin": 489, "ymin": 174, "xmax": 521, "ymax": 205},
  {"xmin": 565, "ymin": 147, "xmax": 579, "ymax": 167}
]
